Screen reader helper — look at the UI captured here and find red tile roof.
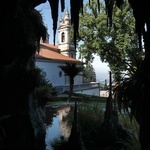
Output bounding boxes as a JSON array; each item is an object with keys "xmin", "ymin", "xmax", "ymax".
[
  {"xmin": 40, "ymin": 43, "xmax": 59, "ymax": 52},
  {"xmin": 35, "ymin": 43, "xmax": 82, "ymax": 64}
]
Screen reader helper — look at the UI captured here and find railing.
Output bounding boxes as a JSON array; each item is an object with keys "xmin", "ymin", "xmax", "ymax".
[{"xmin": 55, "ymin": 82, "xmax": 100, "ymax": 93}]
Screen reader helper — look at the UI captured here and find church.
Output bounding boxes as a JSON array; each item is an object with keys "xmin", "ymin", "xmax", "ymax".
[{"xmin": 35, "ymin": 10, "xmax": 100, "ymax": 96}]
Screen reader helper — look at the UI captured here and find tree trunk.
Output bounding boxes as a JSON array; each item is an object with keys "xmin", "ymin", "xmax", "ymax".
[{"xmin": 68, "ymin": 77, "xmax": 74, "ymax": 103}]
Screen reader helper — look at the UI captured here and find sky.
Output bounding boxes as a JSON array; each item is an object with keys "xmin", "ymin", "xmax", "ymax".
[{"xmin": 35, "ymin": 1, "xmax": 110, "ymax": 82}]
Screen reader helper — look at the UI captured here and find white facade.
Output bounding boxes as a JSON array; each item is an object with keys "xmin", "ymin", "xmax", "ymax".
[
  {"xmin": 36, "ymin": 58, "xmax": 100, "ymax": 96},
  {"xmin": 76, "ymin": 88, "xmax": 100, "ymax": 96},
  {"xmin": 36, "ymin": 60, "xmax": 83, "ymax": 86}
]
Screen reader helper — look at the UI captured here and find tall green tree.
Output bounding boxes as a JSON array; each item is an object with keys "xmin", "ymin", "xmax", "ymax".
[
  {"xmin": 77, "ymin": 1, "xmax": 150, "ymax": 149},
  {"xmin": 59, "ymin": 62, "xmax": 83, "ymax": 102},
  {"xmin": 83, "ymin": 63, "xmax": 96, "ymax": 82},
  {"xmin": 77, "ymin": 0, "xmax": 143, "ymax": 81},
  {"xmin": 76, "ymin": 0, "xmax": 145, "ymax": 149},
  {"xmin": 104, "ymin": 1, "xmax": 150, "ymax": 149}
]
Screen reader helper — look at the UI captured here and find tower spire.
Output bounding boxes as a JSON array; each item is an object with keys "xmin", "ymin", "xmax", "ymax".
[{"xmin": 58, "ymin": 10, "xmax": 76, "ymax": 58}]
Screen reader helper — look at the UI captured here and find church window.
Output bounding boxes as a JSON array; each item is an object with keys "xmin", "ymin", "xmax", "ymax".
[
  {"xmin": 61, "ymin": 32, "xmax": 65, "ymax": 42},
  {"xmin": 59, "ymin": 71, "xmax": 62, "ymax": 77}
]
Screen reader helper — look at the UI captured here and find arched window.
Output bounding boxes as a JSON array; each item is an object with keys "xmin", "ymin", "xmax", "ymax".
[
  {"xmin": 61, "ymin": 32, "xmax": 65, "ymax": 42},
  {"xmin": 59, "ymin": 71, "xmax": 62, "ymax": 77}
]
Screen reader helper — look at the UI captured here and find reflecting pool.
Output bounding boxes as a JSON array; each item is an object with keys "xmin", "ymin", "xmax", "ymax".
[{"xmin": 45, "ymin": 105, "xmax": 72, "ymax": 150}]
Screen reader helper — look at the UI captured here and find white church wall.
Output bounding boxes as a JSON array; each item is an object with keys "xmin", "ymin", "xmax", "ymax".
[
  {"xmin": 75, "ymin": 88, "xmax": 100, "ymax": 97},
  {"xmin": 36, "ymin": 61, "xmax": 83, "ymax": 86},
  {"xmin": 74, "ymin": 73, "xmax": 83, "ymax": 84},
  {"xmin": 36, "ymin": 61, "xmax": 65, "ymax": 86}
]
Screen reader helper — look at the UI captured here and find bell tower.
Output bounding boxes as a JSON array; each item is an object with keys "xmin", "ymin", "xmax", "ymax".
[{"xmin": 58, "ymin": 10, "xmax": 76, "ymax": 58}]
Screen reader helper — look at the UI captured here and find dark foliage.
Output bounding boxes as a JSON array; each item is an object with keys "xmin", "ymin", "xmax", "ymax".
[{"xmin": 1, "ymin": 0, "xmax": 150, "ymax": 149}]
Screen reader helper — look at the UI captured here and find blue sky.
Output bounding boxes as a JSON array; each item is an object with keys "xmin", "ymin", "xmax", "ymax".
[{"xmin": 35, "ymin": 1, "xmax": 110, "ymax": 82}]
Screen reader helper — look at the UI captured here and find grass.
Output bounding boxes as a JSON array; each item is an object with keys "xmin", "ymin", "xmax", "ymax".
[{"xmin": 76, "ymin": 102, "xmax": 140, "ymax": 150}]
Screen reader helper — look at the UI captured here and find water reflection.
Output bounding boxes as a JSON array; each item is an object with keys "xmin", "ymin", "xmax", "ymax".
[
  {"xmin": 45, "ymin": 115, "xmax": 61, "ymax": 150},
  {"xmin": 45, "ymin": 105, "xmax": 72, "ymax": 150}
]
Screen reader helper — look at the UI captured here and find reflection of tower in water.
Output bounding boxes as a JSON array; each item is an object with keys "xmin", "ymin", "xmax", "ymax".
[
  {"xmin": 57, "ymin": 106, "xmax": 72, "ymax": 140},
  {"xmin": 45, "ymin": 105, "xmax": 72, "ymax": 150}
]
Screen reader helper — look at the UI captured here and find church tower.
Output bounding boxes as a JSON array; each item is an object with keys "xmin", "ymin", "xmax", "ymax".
[{"xmin": 58, "ymin": 10, "xmax": 76, "ymax": 58}]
